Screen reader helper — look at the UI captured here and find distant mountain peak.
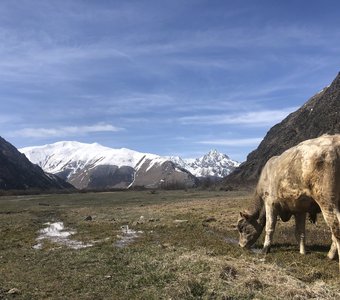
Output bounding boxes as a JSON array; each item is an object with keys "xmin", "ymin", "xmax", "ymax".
[
  {"xmin": 202, "ymin": 149, "xmax": 230, "ymax": 160},
  {"xmin": 208, "ymin": 149, "xmax": 218, "ymax": 155},
  {"xmin": 169, "ymin": 149, "xmax": 239, "ymax": 178}
]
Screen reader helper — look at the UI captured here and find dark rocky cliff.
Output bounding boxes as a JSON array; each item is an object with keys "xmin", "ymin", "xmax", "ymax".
[
  {"xmin": 0, "ymin": 136, "xmax": 73, "ymax": 190},
  {"xmin": 225, "ymin": 72, "xmax": 340, "ymax": 184}
]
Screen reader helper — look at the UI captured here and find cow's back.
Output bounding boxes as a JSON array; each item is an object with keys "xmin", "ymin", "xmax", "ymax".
[{"xmin": 256, "ymin": 134, "xmax": 340, "ymax": 208}]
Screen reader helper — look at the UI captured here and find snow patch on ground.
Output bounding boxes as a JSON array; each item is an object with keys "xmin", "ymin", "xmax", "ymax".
[{"xmin": 33, "ymin": 221, "xmax": 93, "ymax": 250}]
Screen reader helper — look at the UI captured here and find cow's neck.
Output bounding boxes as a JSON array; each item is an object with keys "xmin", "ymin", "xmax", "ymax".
[
  {"xmin": 257, "ymin": 205, "xmax": 266, "ymax": 229},
  {"xmin": 250, "ymin": 192, "xmax": 266, "ymax": 231}
]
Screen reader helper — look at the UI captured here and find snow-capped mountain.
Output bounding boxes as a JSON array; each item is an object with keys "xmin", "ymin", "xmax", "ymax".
[
  {"xmin": 20, "ymin": 142, "xmax": 238, "ymax": 189},
  {"xmin": 20, "ymin": 141, "xmax": 197, "ymax": 189},
  {"xmin": 21, "ymin": 141, "xmax": 158, "ymax": 174},
  {"xmin": 169, "ymin": 150, "xmax": 240, "ymax": 178}
]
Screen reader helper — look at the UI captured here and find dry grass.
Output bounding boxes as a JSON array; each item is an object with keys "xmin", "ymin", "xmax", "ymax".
[{"xmin": 0, "ymin": 189, "xmax": 340, "ymax": 299}]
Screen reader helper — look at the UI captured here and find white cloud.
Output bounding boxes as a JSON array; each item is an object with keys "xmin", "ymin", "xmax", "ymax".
[
  {"xmin": 180, "ymin": 107, "xmax": 298, "ymax": 127},
  {"xmin": 197, "ymin": 138, "xmax": 263, "ymax": 147},
  {"xmin": 11, "ymin": 123, "xmax": 123, "ymax": 138}
]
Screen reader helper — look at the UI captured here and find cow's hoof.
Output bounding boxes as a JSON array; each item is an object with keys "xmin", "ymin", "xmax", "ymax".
[
  {"xmin": 327, "ymin": 252, "xmax": 337, "ymax": 260},
  {"xmin": 262, "ymin": 246, "xmax": 270, "ymax": 254}
]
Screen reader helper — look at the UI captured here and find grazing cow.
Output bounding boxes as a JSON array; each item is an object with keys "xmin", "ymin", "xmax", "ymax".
[{"xmin": 237, "ymin": 135, "xmax": 340, "ymax": 270}]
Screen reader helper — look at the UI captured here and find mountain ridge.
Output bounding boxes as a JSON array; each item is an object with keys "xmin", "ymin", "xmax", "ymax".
[
  {"xmin": 225, "ymin": 71, "xmax": 340, "ymax": 184},
  {"xmin": 20, "ymin": 142, "xmax": 239, "ymax": 189}
]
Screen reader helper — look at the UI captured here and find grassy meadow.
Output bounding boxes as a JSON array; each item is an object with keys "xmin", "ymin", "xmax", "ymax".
[{"xmin": 1, "ymin": 189, "xmax": 340, "ymax": 299}]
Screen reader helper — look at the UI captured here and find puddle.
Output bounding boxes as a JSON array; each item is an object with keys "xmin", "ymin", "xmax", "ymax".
[
  {"xmin": 250, "ymin": 248, "xmax": 262, "ymax": 254},
  {"xmin": 33, "ymin": 222, "xmax": 93, "ymax": 250},
  {"xmin": 225, "ymin": 237, "xmax": 239, "ymax": 245},
  {"xmin": 91, "ymin": 237, "xmax": 110, "ymax": 244},
  {"xmin": 224, "ymin": 237, "xmax": 262, "ymax": 254},
  {"xmin": 115, "ymin": 225, "xmax": 143, "ymax": 248}
]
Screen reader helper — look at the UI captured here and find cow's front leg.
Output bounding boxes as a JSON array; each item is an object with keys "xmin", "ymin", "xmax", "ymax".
[
  {"xmin": 327, "ymin": 236, "xmax": 338, "ymax": 260},
  {"xmin": 263, "ymin": 203, "xmax": 277, "ymax": 254},
  {"xmin": 295, "ymin": 212, "xmax": 306, "ymax": 255}
]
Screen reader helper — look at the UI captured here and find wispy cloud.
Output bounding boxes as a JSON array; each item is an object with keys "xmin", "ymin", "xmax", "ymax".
[
  {"xmin": 0, "ymin": 33, "xmax": 132, "ymax": 84},
  {"xmin": 73, "ymin": 92, "xmax": 179, "ymax": 117},
  {"xmin": 107, "ymin": 93, "xmax": 177, "ymax": 113},
  {"xmin": 10, "ymin": 123, "xmax": 123, "ymax": 138},
  {"xmin": 0, "ymin": 114, "xmax": 20, "ymax": 124},
  {"xmin": 180, "ymin": 107, "xmax": 298, "ymax": 127},
  {"xmin": 1, "ymin": 21, "xmax": 337, "ymax": 85},
  {"xmin": 197, "ymin": 138, "xmax": 263, "ymax": 147}
]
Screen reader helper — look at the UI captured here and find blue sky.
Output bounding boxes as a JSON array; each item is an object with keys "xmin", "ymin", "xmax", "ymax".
[{"xmin": 1, "ymin": 0, "xmax": 340, "ymax": 161}]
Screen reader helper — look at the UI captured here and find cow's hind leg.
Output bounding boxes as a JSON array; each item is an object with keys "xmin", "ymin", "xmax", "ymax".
[
  {"xmin": 295, "ymin": 212, "xmax": 306, "ymax": 255},
  {"xmin": 320, "ymin": 206, "xmax": 340, "ymax": 271},
  {"xmin": 262, "ymin": 202, "xmax": 277, "ymax": 254}
]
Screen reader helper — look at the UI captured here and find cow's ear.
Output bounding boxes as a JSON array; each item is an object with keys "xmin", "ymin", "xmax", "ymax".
[{"xmin": 240, "ymin": 211, "xmax": 251, "ymax": 219}]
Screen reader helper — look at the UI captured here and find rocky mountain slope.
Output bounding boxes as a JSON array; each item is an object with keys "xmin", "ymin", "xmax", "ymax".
[
  {"xmin": 169, "ymin": 150, "xmax": 239, "ymax": 178},
  {"xmin": 0, "ymin": 136, "xmax": 73, "ymax": 191},
  {"xmin": 226, "ymin": 71, "xmax": 340, "ymax": 184},
  {"xmin": 20, "ymin": 141, "xmax": 198, "ymax": 189}
]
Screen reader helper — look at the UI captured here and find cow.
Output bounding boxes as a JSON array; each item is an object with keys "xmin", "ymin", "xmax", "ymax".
[{"xmin": 237, "ymin": 134, "xmax": 340, "ymax": 270}]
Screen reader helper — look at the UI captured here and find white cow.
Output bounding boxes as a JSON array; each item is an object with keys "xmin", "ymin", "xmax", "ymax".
[{"xmin": 237, "ymin": 135, "xmax": 340, "ymax": 270}]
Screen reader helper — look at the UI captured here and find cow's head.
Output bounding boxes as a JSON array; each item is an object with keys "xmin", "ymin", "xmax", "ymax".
[{"xmin": 237, "ymin": 211, "xmax": 262, "ymax": 248}]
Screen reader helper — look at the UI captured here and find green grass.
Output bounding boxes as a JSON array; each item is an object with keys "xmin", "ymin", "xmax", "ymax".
[{"xmin": 1, "ymin": 190, "xmax": 340, "ymax": 299}]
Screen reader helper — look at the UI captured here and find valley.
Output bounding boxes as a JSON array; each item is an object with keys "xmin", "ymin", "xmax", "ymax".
[
  {"xmin": 1, "ymin": 1, "xmax": 340, "ymax": 299},
  {"xmin": 1, "ymin": 190, "xmax": 339, "ymax": 299}
]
